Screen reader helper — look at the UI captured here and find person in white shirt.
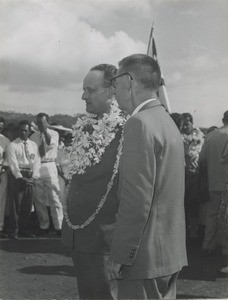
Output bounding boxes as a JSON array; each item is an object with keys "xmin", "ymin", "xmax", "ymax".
[
  {"xmin": 7, "ymin": 120, "xmax": 40, "ymax": 239},
  {"xmin": 0, "ymin": 117, "xmax": 10, "ymax": 238},
  {"xmin": 30, "ymin": 113, "xmax": 63, "ymax": 236},
  {"xmin": 56, "ymin": 133, "xmax": 71, "ymax": 204}
]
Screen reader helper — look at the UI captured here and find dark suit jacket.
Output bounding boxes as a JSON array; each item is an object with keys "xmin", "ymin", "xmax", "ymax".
[
  {"xmin": 110, "ymin": 100, "xmax": 188, "ymax": 279},
  {"xmin": 62, "ymin": 130, "xmax": 122, "ymax": 254}
]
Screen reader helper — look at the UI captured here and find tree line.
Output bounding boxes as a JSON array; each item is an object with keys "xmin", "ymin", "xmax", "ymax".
[{"xmin": 0, "ymin": 110, "xmax": 79, "ymax": 129}]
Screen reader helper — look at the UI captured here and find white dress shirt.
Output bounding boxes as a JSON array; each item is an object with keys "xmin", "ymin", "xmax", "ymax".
[
  {"xmin": 7, "ymin": 137, "xmax": 40, "ymax": 179},
  {"xmin": 0, "ymin": 134, "xmax": 10, "ymax": 168},
  {"xmin": 56, "ymin": 146, "xmax": 70, "ymax": 177},
  {"xmin": 30, "ymin": 129, "xmax": 59, "ymax": 161}
]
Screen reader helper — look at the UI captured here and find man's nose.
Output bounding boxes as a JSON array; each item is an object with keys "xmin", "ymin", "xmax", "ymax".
[{"xmin": 82, "ymin": 91, "xmax": 88, "ymax": 100}]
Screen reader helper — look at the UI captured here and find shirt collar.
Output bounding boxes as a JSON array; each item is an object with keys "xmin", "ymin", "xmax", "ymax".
[
  {"xmin": 131, "ymin": 98, "xmax": 157, "ymax": 116},
  {"xmin": 18, "ymin": 137, "xmax": 29, "ymax": 143}
]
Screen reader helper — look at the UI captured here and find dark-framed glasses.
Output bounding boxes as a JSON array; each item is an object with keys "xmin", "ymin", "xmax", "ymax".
[{"xmin": 111, "ymin": 72, "xmax": 133, "ymax": 88}]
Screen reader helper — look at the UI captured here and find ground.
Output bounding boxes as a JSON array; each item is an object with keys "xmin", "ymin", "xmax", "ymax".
[{"xmin": 0, "ymin": 236, "xmax": 227, "ymax": 299}]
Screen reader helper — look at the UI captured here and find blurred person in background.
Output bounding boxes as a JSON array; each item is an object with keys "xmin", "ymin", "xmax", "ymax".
[
  {"xmin": 7, "ymin": 120, "xmax": 40, "ymax": 239},
  {"xmin": 207, "ymin": 126, "xmax": 218, "ymax": 135},
  {"xmin": 30, "ymin": 113, "xmax": 63, "ymax": 237},
  {"xmin": 170, "ymin": 112, "xmax": 183, "ymax": 131},
  {"xmin": 181, "ymin": 113, "xmax": 204, "ymax": 242},
  {"xmin": 4, "ymin": 123, "xmax": 18, "ymax": 142},
  {"xmin": 219, "ymin": 140, "xmax": 228, "ymax": 273},
  {"xmin": 200, "ymin": 111, "xmax": 228, "ymax": 256},
  {"xmin": 56, "ymin": 132, "xmax": 72, "ymax": 204},
  {"xmin": 198, "ymin": 125, "xmax": 218, "ymax": 242},
  {"xmin": 0, "ymin": 117, "xmax": 10, "ymax": 238}
]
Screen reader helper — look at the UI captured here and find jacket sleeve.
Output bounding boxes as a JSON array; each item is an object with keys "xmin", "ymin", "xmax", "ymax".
[{"xmin": 110, "ymin": 116, "xmax": 156, "ymax": 265}]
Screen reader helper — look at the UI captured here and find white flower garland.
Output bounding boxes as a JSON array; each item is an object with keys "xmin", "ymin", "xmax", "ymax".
[
  {"xmin": 182, "ymin": 127, "xmax": 204, "ymax": 173},
  {"xmin": 65, "ymin": 99, "xmax": 125, "ymax": 178},
  {"xmin": 63, "ymin": 132, "xmax": 124, "ymax": 230},
  {"xmin": 63, "ymin": 99, "xmax": 126, "ymax": 230}
]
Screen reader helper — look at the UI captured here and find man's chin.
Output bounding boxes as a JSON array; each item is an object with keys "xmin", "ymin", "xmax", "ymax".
[
  {"xmin": 86, "ymin": 105, "xmax": 96, "ymax": 115},
  {"xmin": 85, "ymin": 103, "xmax": 90, "ymax": 111},
  {"xmin": 85, "ymin": 107, "xmax": 92, "ymax": 114}
]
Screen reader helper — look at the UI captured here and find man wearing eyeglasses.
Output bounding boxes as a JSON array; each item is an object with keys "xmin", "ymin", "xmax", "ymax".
[{"xmin": 107, "ymin": 54, "xmax": 187, "ymax": 299}]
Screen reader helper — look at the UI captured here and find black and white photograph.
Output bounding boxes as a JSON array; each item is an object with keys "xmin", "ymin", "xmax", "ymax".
[{"xmin": 0, "ymin": 0, "xmax": 228, "ymax": 299}]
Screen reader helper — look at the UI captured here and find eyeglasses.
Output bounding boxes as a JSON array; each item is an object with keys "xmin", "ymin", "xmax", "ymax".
[{"xmin": 111, "ymin": 72, "xmax": 133, "ymax": 88}]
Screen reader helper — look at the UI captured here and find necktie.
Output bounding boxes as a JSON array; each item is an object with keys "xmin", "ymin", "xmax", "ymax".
[
  {"xmin": 24, "ymin": 141, "xmax": 30, "ymax": 160},
  {"xmin": 39, "ymin": 136, "xmax": 46, "ymax": 158}
]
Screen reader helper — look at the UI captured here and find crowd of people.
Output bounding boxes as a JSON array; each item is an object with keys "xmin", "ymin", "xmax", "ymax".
[
  {"xmin": 0, "ymin": 114, "xmax": 72, "ymax": 239},
  {"xmin": 0, "ymin": 53, "xmax": 228, "ymax": 300},
  {"xmin": 170, "ymin": 110, "xmax": 228, "ymax": 273}
]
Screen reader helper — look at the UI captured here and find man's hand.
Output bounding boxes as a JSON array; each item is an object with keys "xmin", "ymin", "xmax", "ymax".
[
  {"xmin": 29, "ymin": 177, "xmax": 36, "ymax": 185},
  {"xmin": 106, "ymin": 258, "xmax": 123, "ymax": 280},
  {"xmin": 18, "ymin": 177, "xmax": 35, "ymax": 186},
  {"xmin": 17, "ymin": 177, "xmax": 31, "ymax": 185},
  {"xmin": 39, "ymin": 116, "xmax": 49, "ymax": 133}
]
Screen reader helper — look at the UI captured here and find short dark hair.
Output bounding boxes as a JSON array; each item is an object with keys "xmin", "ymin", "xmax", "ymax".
[
  {"xmin": 18, "ymin": 119, "xmax": 31, "ymax": 129},
  {"xmin": 222, "ymin": 110, "xmax": 228, "ymax": 124},
  {"xmin": 118, "ymin": 54, "xmax": 161, "ymax": 90},
  {"xmin": 37, "ymin": 112, "xmax": 49, "ymax": 122},
  {"xmin": 182, "ymin": 113, "xmax": 193, "ymax": 123},
  {"xmin": 0, "ymin": 117, "xmax": 5, "ymax": 123},
  {"xmin": 207, "ymin": 126, "xmax": 218, "ymax": 134},
  {"xmin": 170, "ymin": 113, "xmax": 182, "ymax": 129},
  {"xmin": 90, "ymin": 64, "xmax": 117, "ymax": 88}
]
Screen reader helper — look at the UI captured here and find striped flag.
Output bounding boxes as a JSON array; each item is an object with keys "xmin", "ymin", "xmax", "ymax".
[{"xmin": 147, "ymin": 25, "xmax": 171, "ymax": 113}]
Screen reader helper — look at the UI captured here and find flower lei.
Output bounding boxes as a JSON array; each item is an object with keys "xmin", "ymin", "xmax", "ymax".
[
  {"xmin": 63, "ymin": 99, "xmax": 126, "ymax": 230},
  {"xmin": 65, "ymin": 99, "xmax": 125, "ymax": 178},
  {"xmin": 182, "ymin": 127, "xmax": 204, "ymax": 173}
]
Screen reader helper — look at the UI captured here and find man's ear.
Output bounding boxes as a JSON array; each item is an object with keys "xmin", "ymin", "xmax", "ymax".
[
  {"xmin": 123, "ymin": 76, "xmax": 132, "ymax": 92},
  {"xmin": 107, "ymin": 86, "xmax": 115, "ymax": 98}
]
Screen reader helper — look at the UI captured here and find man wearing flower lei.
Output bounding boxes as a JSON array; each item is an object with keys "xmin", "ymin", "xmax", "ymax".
[
  {"xmin": 180, "ymin": 113, "xmax": 204, "ymax": 241},
  {"xmin": 62, "ymin": 64, "xmax": 126, "ymax": 299}
]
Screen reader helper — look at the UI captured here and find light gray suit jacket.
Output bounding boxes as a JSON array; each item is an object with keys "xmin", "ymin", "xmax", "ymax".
[{"xmin": 110, "ymin": 100, "xmax": 188, "ymax": 279}]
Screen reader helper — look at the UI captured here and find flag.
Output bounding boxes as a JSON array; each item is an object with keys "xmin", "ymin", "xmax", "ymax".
[{"xmin": 147, "ymin": 25, "xmax": 171, "ymax": 113}]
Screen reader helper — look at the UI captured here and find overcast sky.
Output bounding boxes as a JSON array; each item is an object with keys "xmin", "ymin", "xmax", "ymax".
[{"xmin": 0, "ymin": 0, "xmax": 227, "ymax": 127}]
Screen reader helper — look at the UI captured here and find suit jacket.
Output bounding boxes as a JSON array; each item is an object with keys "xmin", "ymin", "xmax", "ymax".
[
  {"xmin": 62, "ymin": 130, "xmax": 122, "ymax": 254},
  {"xmin": 199, "ymin": 126, "xmax": 228, "ymax": 192},
  {"xmin": 110, "ymin": 100, "xmax": 188, "ymax": 279}
]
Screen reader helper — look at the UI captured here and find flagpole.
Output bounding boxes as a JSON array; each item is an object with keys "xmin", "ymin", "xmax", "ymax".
[
  {"xmin": 147, "ymin": 24, "xmax": 172, "ymax": 113},
  {"xmin": 147, "ymin": 21, "xmax": 154, "ymax": 55}
]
